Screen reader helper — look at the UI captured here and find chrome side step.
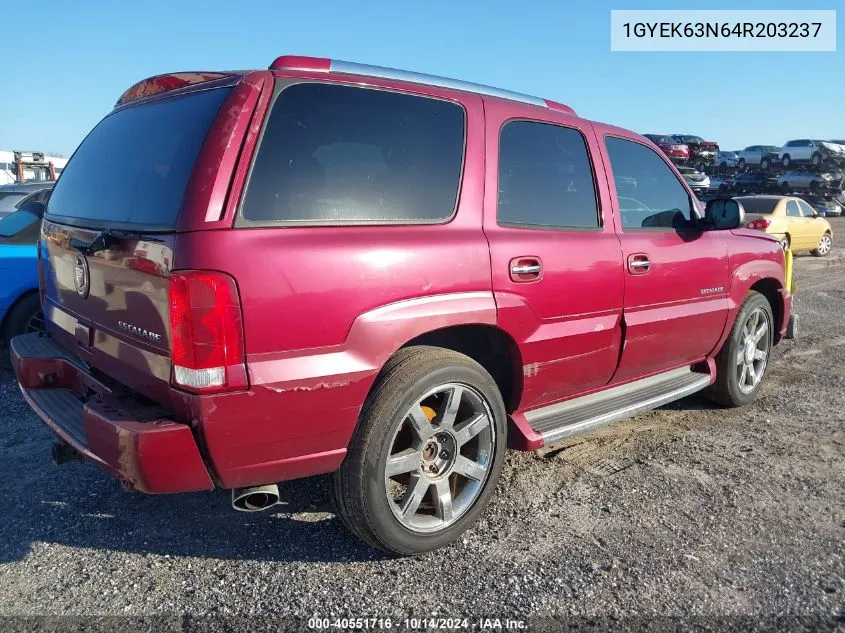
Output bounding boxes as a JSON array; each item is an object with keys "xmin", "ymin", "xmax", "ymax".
[{"xmin": 526, "ymin": 367, "xmax": 712, "ymax": 446}]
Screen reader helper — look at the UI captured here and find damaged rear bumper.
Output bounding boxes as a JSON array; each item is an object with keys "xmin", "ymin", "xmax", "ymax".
[{"xmin": 11, "ymin": 332, "xmax": 214, "ymax": 494}]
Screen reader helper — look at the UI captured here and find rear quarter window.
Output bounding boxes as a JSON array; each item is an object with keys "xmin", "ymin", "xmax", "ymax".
[{"xmin": 239, "ymin": 82, "xmax": 465, "ymax": 226}]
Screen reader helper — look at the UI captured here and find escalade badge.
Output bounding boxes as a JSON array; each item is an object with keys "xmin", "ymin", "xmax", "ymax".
[
  {"xmin": 73, "ymin": 255, "xmax": 90, "ymax": 299},
  {"xmin": 118, "ymin": 321, "xmax": 162, "ymax": 343}
]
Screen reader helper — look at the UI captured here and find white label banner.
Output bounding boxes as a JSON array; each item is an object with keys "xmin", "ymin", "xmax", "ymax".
[{"xmin": 611, "ymin": 10, "xmax": 836, "ymax": 51}]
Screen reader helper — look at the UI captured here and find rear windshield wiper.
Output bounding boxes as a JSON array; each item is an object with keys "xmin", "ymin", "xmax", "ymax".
[{"xmin": 69, "ymin": 228, "xmax": 163, "ymax": 256}]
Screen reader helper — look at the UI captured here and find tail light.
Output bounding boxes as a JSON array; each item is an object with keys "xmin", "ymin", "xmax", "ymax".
[
  {"xmin": 747, "ymin": 218, "xmax": 771, "ymax": 230},
  {"xmin": 169, "ymin": 271, "xmax": 248, "ymax": 394}
]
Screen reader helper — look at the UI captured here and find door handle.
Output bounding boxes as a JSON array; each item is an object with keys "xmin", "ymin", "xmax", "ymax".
[
  {"xmin": 628, "ymin": 254, "xmax": 651, "ymax": 274},
  {"xmin": 509, "ymin": 257, "xmax": 542, "ymax": 282},
  {"xmin": 511, "ymin": 264, "xmax": 541, "ymax": 275}
]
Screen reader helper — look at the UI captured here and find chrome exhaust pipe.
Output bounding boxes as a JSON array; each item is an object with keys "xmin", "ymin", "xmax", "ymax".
[{"xmin": 232, "ymin": 484, "xmax": 280, "ymax": 512}]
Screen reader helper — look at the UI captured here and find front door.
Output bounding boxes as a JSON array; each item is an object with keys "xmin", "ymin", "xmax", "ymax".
[
  {"xmin": 482, "ymin": 100, "xmax": 624, "ymax": 411},
  {"xmin": 597, "ymin": 134, "xmax": 731, "ymax": 383}
]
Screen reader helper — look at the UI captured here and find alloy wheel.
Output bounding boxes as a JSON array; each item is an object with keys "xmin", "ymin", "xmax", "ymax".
[
  {"xmin": 384, "ymin": 383, "xmax": 495, "ymax": 533},
  {"xmin": 735, "ymin": 307, "xmax": 771, "ymax": 394}
]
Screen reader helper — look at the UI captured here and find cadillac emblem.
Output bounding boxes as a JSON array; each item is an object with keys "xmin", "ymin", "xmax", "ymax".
[{"xmin": 73, "ymin": 254, "xmax": 90, "ymax": 299}]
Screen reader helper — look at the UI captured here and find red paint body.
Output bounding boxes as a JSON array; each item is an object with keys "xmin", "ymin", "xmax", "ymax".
[{"xmin": 13, "ymin": 57, "xmax": 791, "ymax": 494}]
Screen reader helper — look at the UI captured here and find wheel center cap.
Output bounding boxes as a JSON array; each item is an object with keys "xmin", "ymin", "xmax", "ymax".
[
  {"xmin": 744, "ymin": 340, "xmax": 756, "ymax": 364},
  {"xmin": 422, "ymin": 441, "xmax": 438, "ymax": 461}
]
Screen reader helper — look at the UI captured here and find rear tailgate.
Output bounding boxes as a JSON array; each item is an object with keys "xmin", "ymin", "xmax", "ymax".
[{"xmin": 40, "ymin": 86, "xmax": 233, "ymax": 403}]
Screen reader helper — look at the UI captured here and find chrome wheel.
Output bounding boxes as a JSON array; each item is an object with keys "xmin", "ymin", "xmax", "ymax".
[
  {"xmin": 816, "ymin": 234, "xmax": 832, "ymax": 255},
  {"xmin": 735, "ymin": 308, "xmax": 771, "ymax": 394},
  {"xmin": 384, "ymin": 383, "xmax": 495, "ymax": 533}
]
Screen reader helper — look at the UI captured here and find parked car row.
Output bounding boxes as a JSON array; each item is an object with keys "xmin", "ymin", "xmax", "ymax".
[
  {"xmin": 649, "ymin": 137, "xmax": 845, "ymax": 173},
  {"xmin": 644, "ymin": 134, "xmax": 719, "ymax": 168}
]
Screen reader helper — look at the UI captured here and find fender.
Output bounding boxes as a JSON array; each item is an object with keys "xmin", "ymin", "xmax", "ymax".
[{"xmin": 712, "ymin": 255, "xmax": 785, "ymax": 354}]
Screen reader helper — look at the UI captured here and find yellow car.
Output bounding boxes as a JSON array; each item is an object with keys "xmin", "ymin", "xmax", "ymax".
[{"xmin": 737, "ymin": 195, "xmax": 833, "ymax": 256}]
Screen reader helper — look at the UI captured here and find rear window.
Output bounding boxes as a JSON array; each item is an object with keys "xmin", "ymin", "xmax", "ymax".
[
  {"xmin": 47, "ymin": 87, "xmax": 230, "ymax": 229},
  {"xmin": 736, "ymin": 198, "xmax": 777, "ymax": 214},
  {"xmin": 0, "ymin": 192, "xmax": 26, "ymax": 214},
  {"xmin": 239, "ymin": 82, "xmax": 465, "ymax": 225}
]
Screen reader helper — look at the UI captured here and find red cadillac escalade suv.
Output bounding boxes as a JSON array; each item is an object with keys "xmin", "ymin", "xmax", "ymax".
[{"xmin": 12, "ymin": 56, "xmax": 793, "ymax": 555}]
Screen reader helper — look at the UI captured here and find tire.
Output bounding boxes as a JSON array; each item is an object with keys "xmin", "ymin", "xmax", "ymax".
[
  {"xmin": 779, "ymin": 235, "xmax": 791, "ymax": 252},
  {"xmin": 331, "ymin": 346, "xmax": 507, "ymax": 555},
  {"xmin": 3, "ymin": 293, "xmax": 43, "ymax": 346},
  {"xmin": 809, "ymin": 180, "xmax": 819, "ymax": 193},
  {"xmin": 811, "ymin": 152, "xmax": 821, "ymax": 167},
  {"xmin": 707, "ymin": 291, "xmax": 774, "ymax": 408},
  {"xmin": 738, "ymin": 158, "xmax": 746, "ymax": 170},
  {"xmin": 812, "ymin": 232, "xmax": 832, "ymax": 257},
  {"xmin": 782, "ymin": 154, "xmax": 791, "ymax": 168},
  {"xmin": 760, "ymin": 158, "xmax": 769, "ymax": 170},
  {"xmin": 781, "ymin": 182, "xmax": 791, "ymax": 194}
]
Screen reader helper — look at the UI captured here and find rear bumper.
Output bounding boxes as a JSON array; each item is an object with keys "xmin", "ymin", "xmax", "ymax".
[{"xmin": 11, "ymin": 332, "xmax": 214, "ymax": 494}]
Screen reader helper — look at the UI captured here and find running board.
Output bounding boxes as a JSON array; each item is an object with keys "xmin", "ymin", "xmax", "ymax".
[{"xmin": 526, "ymin": 367, "xmax": 712, "ymax": 446}]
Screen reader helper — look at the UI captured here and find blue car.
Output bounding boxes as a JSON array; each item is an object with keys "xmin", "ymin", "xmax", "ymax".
[{"xmin": 0, "ymin": 189, "xmax": 50, "ymax": 345}]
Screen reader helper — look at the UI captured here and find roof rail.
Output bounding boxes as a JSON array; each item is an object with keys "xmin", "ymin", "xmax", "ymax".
[{"xmin": 269, "ymin": 55, "xmax": 575, "ymax": 115}]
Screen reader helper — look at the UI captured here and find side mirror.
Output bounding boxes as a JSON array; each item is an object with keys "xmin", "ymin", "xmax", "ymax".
[
  {"xmin": 704, "ymin": 198, "xmax": 744, "ymax": 230},
  {"xmin": 15, "ymin": 200, "xmax": 46, "ymax": 217}
]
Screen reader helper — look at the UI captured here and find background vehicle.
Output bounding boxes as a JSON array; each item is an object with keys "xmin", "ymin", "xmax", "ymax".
[
  {"xmin": 708, "ymin": 175, "xmax": 734, "ymax": 193},
  {"xmin": 777, "ymin": 171, "xmax": 835, "ymax": 194},
  {"xmin": 0, "ymin": 192, "xmax": 49, "ymax": 346},
  {"xmin": 739, "ymin": 195, "xmax": 833, "ymax": 255},
  {"xmin": 717, "ymin": 150, "xmax": 739, "ymax": 169},
  {"xmin": 778, "ymin": 140, "xmax": 845, "ymax": 169},
  {"xmin": 11, "ymin": 56, "xmax": 791, "ymax": 556},
  {"xmin": 671, "ymin": 135, "xmax": 719, "ymax": 169},
  {"xmin": 734, "ymin": 172, "xmax": 778, "ymax": 195},
  {"xmin": 0, "ymin": 181, "xmax": 55, "ymax": 218},
  {"xmin": 643, "ymin": 134, "xmax": 689, "ymax": 164},
  {"xmin": 0, "ymin": 150, "xmax": 66, "ymax": 185},
  {"xmin": 736, "ymin": 145, "xmax": 780, "ymax": 171},
  {"xmin": 810, "ymin": 198, "xmax": 843, "ymax": 217},
  {"xmin": 676, "ymin": 165, "xmax": 710, "ymax": 195}
]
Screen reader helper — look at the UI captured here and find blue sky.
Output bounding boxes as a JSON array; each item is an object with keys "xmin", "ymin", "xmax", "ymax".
[{"xmin": 3, "ymin": 0, "xmax": 842, "ymax": 156}]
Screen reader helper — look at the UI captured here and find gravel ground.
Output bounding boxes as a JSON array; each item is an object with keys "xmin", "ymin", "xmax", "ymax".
[{"xmin": 1, "ymin": 220, "xmax": 843, "ymax": 632}]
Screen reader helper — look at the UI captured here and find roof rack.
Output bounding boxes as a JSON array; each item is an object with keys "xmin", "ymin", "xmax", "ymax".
[{"xmin": 269, "ymin": 55, "xmax": 574, "ymax": 115}]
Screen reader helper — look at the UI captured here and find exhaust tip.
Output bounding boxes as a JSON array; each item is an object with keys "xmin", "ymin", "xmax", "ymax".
[{"xmin": 232, "ymin": 484, "xmax": 280, "ymax": 512}]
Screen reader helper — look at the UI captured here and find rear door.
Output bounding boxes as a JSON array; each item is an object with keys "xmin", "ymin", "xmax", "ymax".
[
  {"xmin": 597, "ymin": 132, "xmax": 731, "ymax": 383},
  {"xmin": 482, "ymin": 100, "xmax": 624, "ymax": 410},
  {"xmin": 41, "ymin": 86, "xmax": 234, "ymax": 402}
]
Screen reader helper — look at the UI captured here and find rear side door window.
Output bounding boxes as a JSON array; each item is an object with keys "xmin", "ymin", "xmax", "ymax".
[
  {"xmin": 497, "ymin": 120, "xmax": 599, "ymax": 229},
  {"xmin": 604, "ymin": 137, "xmax": 695, "ymax": 230},
  {"xmin": 786, "ymin": 200, "xmax": 803, "ymax": 217},
  {"xmin": 239, "ymin": 82, "xmax": 465, "ymax": 226}
]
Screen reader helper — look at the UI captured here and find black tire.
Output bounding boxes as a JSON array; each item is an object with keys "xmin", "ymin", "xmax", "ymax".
[
  {"xmin": 738, "ymin": 158, "xmax": 746, "ymax": 170},
  {"xmin": 707, "ymin": 291, "xmax": 774, "ymax": 408},
  {"xmin": 3, "ymin": 293, "xmax": 43, "ymax": 346},
  {"xmin": 782, "ymin": 154, "xmax": 791, "ymax": 168},
  {"xmin": 811, "ymin": 231, "xmax": 832, "ymax": 257},
  {"xmin": 330, "ymin": 346, "xmax": 507, "ymax": 555},
  {"xmin": 809, "ymin": 180, "xmax": 819, "ymax": 193},
  {"xmin": 760, "ymin": 158, "xmax": 769, "ymax": 170},
  {"xmin": 781, "ymin": 182, "xmax": 791, "ymax": 194},
  {"xmin": 811, "ymin": 152, "xmax": 821, "ymax": 167}
]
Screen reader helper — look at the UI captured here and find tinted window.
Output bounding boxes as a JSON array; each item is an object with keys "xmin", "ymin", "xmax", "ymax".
[
  {"xmin": 736, "ymin": 198, "xmax": 778, "ymax": 214},
  {"xmin": 786, "ymin": 200, "xmax": 802, "ymax": 217},
  {"xmin": 497, "ymin": 121, "xmax": 599, "ymax": 229},
  {"xmin": 605, "ymin": 137, "xmax": 694, "ymax": 230},
  {"xmin": 240, "ymin": 83, "xmax": 465, "ymax": 225},
  {"xmin": 48, "ymin": 88, "xmax": 231, "ymax": 229}
]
